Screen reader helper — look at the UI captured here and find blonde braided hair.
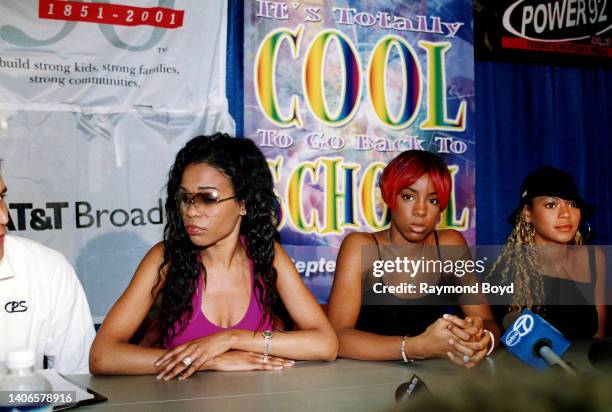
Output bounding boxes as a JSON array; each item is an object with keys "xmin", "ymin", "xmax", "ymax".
[{"xmin": 488, "ymin": 208, "xmax": 583, "ymax": 313}]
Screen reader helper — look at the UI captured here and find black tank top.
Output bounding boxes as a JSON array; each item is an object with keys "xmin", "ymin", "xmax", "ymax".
[
  {"xmin": 355, "ymin": 232, "xmax": 460, "ymax": 336},
  {"xmin": 492, "ymin": 246, "xmax": 599, "ymax": 339}
]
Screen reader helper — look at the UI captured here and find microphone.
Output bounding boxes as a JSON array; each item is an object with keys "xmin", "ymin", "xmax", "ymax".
[
  {"xmin": 588, "ymin": 340, "xmax": 612, "ymax": 371},
  {"xmin": 501, "ymin": 309, "xmax": 574, "ymax": 374},
  {"xmin": 395, "ymin": 374, "xmax": 429, "ymax": 402}
]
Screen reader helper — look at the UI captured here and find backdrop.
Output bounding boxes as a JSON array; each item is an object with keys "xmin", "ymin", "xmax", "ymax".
[
  {"xmin": 228, "ymin": 2, "xmax": 612, "ymax": 247},
  {"xmin": 241, "ymin": 0, "xmax": 476, "ymax": 302},
  {"xmin": 0, "ymin": 0, "xmax": 234, "ymax": 321}
]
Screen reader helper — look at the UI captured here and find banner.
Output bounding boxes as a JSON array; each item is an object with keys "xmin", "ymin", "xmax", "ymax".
[
  {"xmin": 0, "ymin": 0, "xmax": 228, "ymax": 113},
  {"xmin": 0, "ymin": 0, "xmax": 233, "ymax": 321},
  {"xmin": 244, "ymin": 0, "xmax": 475, "ymax": 302},
  {"xmin": 475, "ymin": 0, "xmax": 612, "ymax": 64}
]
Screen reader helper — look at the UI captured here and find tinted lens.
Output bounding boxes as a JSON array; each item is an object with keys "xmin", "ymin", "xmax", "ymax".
[
  {"xmin": 175, "ymin": 192, "xmax": 190, "ymax": 208},
  {"xmin": 176, "ymin": 191, "xmax": 222, "ymax": 216}
]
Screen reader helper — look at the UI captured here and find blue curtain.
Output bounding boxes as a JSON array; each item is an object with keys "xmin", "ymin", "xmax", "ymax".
[
  {"xmin": 226, "ymin": 0, "xmax": 243, "ymax": 137},
  {"xmin": 226, "ymin": 1, "xmax": 611, "ymax": 245},
  {"xmin": 475, "ymin": 62, "xmax": 612, "ymax": 245}
]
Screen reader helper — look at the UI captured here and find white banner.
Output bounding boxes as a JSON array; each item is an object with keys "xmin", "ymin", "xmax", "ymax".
[
  {"xmin": 0, "ymin": 0, "xmax": 234, "ymax": 320},
  {"xmin": 0, "ymin": 0, "xmax": 228, "ymax": 114}
]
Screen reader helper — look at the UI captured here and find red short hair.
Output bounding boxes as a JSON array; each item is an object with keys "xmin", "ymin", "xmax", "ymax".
[{"xmin": 380, "ymin": 150, "xmax": 452, "ymax": 211}]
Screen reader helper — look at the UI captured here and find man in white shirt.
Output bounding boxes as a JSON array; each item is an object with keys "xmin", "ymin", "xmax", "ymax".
[{"xmin": 0, "ymin": 174, "xmax": 95, "ymax": 374}]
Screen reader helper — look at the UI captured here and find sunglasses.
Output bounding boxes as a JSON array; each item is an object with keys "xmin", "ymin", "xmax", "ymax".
[{"xmin": 175, "ymin": 190, "xmax": 237, "ymax": 217}]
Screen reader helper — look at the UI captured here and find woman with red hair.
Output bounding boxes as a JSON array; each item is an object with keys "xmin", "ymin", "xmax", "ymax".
[{"xmin": 328, "ymin": 150, "xmax": 499, "ymax": 367}]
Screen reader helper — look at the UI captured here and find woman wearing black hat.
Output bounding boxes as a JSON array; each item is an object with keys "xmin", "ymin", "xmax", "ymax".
[{"xmin": 489, "ymin": 166, "xmax": 606, "ymax": 339}]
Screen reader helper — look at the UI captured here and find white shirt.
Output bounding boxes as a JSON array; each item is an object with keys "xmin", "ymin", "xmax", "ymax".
[{"xmin": 0, "ymin": 235, "xmax": 95, "ymax": 374}]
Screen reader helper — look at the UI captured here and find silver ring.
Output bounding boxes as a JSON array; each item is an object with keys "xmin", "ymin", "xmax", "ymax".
[
  {"xmin": 463, "ymin": 354, "xmax": 470, "ymax": 364},
  {"xmin": 262, "ymin": 355, "xmax": 269, "ymax": 363},
  {"xmin": 182, "ymin": 356, "xmax": 193, "ymax": 367}
]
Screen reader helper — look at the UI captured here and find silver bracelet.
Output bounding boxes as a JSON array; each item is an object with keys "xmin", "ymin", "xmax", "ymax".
[
  {"xmin": 484, "ymin": 329, "xmax": 495, "ymax": 356},
  {"xmin": 400, "ymin": 335, "xmax": 414, "ymax": 364},
  {"xmin": 262, "ymin": 330, "xmax": 272, "ymax": 362}
]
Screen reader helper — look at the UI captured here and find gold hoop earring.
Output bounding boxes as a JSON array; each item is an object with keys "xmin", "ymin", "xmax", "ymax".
[{"xmin": 580, "ymin": 221, "xmax": 592, "ymax": 242}]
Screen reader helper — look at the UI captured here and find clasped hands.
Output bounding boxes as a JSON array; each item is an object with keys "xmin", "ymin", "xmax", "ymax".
[
  {"xmin": 421, "ymin": 314, "xmax": 492, "ymax": 368},
  {"xmin": 153, "ymin": 331, "xmax": 294, "ymax": 381},
  {"xmin": 151, "ymin": 315, "xmax": 492, "ymax": 380}
]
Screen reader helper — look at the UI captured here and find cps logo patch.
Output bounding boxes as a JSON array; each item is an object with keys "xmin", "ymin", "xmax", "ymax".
[{"xmin": 4, "ymin": 300, "xmax": 27, "ymax": 313}]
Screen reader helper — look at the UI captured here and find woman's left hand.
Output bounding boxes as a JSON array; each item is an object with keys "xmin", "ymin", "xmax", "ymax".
[
  {"xmin": 447, "ymin": 330, "xmax": 491, "ymax": 368},
  {"xmin": 154, "ymin": 331, "xmax": 237, "ymax": 380},
  {"xmin": 442, "ymin": 314, "xmax": 490, "ymax": 368}
]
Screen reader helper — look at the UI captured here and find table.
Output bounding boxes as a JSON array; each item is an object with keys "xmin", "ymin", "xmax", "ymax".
[{"xmin": 68, "ymin": 341, "xmax": 605, "ymax": 411}]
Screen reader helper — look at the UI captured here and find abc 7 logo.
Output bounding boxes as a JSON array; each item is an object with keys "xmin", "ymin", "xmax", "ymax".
[{"xmin": 504, "ymin": 314, "xmax": 534, "ymax": 347}]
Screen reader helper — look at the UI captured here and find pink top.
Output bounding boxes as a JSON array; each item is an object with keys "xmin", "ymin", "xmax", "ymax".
[{"xmin": 165, "ymin": 258, "xmax": 273, "ymax": 349}]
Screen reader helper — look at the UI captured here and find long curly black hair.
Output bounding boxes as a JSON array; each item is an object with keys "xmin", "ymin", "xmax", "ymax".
[{"xmin": 154, "ymin": 133, "xmax": 280, "ymax": 347}]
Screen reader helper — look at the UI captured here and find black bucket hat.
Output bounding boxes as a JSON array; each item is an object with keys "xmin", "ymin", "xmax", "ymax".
[{"xmin": 508, "ymin": 166, "xmax": 595, "ymax": 225}]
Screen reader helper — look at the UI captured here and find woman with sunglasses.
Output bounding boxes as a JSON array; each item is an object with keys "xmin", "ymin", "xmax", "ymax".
[
  {"xmin": 90, "ymin": 134, "xmax": 337, "ymax": 379},
  {"xmin": 327, "ymin": 150, "xmax": 499, "ymax": 368},
  {"xmin": 489, "ymin": 166, "xmax": 606, "ymax": 338}
]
